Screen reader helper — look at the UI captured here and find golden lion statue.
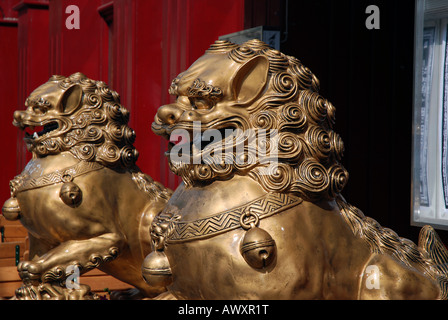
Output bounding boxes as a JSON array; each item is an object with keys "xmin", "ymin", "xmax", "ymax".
[
  {"xmin": 145, "ymin": 39, "xmax": 448, "ymax": 299},
  {"xmin": 2, "ymin": 73, "xmax": 172, "ymax": 299}
]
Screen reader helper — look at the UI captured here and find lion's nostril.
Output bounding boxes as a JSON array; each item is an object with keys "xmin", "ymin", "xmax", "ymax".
[
  {"xmin": 157, "ymin": 104, "xmax": 182, "ymax": 125},
  {"xmin": 163, "ymin": 113, "xmax": 177, "ymax": 125}
]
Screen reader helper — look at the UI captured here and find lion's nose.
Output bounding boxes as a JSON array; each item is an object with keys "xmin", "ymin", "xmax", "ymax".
[
  {"xmin": 13, "ymin": 110, "xmax": 24, "ymax": 122},
  {"xmin": 156, "ymin": 104, "xmax": 183, "ymax": 125},
  {"xmin": 13, "ymin": 110, "xmax": 26, "ymax": 127}
]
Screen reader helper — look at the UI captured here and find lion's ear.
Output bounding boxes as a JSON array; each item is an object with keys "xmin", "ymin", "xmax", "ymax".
[
  {"xmin": 231, "ymin": 55, "xmax": 269, "ymax": 106},
  {"xmin": 58, "ymin": 84, "xmax": 82, "ymax": 113}
]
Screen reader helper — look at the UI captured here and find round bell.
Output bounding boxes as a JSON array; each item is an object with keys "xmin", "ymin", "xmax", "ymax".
[
  {"xmin": 142, "ymin": 250, "xmax": 173, "ymax": 288},
  {"xmin": 240, "ymin": 226, "xmax": 276, "ymax": 269},
  {"xmin": 2, "ymin": 197, "xmax": 21, "ymax": 220},
  {"xmin": 59, "ymin": 181, "xmax": 82, "ymax": 207}
]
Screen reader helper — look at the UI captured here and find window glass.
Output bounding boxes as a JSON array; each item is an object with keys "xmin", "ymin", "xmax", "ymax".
[{"xmin": 412, "ymin": 0, "xmax": 448, "ymax": 229}]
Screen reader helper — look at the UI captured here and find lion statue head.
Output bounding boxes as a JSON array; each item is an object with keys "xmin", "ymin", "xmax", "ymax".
[
  {"xmin": 13, "ymin": 72, "xmax": 139, "ymax": 169},
  {"xmin": 152, "ymin": 39, "xmax": 348, "ymax": 201}
]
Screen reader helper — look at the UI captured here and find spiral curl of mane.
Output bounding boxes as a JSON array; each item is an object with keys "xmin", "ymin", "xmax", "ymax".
[
  {"xmin": 221, "ymin": 40, "xmax": 348, "ymax": 201},
  {"xmin": 45, "ymin": 72, "xmax": 139, "ymax": 169}
]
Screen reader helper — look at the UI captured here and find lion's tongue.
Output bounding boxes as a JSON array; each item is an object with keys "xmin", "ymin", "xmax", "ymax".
[
  {"xmin": 25, "ymin": 126, "xmax": 43, "ymax": 138},
  {"xmin": 170, "ymin": 132, "xmax": 191, "ymax": 146}
]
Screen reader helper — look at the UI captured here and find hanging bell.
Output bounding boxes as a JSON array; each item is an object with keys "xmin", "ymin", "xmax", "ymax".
[
  {"xmin": 2, "ymin": 197, "xmax": 21, "ymax": 220},
  {"xmin": 239, "ymin": 209, "xmax": 276, "ymax": 269},
  {"xmin": 142, "ymin": 250, "xmax": 173, "ymax": 288},
  {"xmin": 59, "ymin": 181, "xmax": 83, "ymax": 207},
  {"xmin": 240, "ymin": 226, "xmax": 276, "ymax": 269}
]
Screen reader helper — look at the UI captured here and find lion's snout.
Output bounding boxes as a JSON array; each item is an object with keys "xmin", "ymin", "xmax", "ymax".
[
  {"xmin": 13, "ymin": 110, "xmax": 25, "ymax": 127},
  {"xmin": 12, "ymin": 110, "xmax": 43, "ymax": 128},
  {"xmin": 155, "ymin": 103, "xmax": 218, "ymax": 130},
  {"xmin": 155, "ymin": 103, "xmax": 183, "ymax": 125}
]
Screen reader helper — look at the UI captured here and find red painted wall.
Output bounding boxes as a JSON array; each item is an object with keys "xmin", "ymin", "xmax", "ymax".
[
  {"xmin": 0, "ymin": 0, "xmax": 244, "ymax": 204},
  {"xmin": 15, "ymin": 0, "xmax": 51, "ymax": 173},
  {"xmin": 0, "ymin": 7, "xmax": 18, "ymax": 203}
]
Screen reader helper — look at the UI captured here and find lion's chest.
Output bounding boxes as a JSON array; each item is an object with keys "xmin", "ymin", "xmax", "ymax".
[
  {"xmin": 15, "ymin": 169, "xmax": 123, "ymax": 244},
  {"xmin": 164, "ymin": 195, "xmax": 372, "ymax": 299},
  {"xmin": 17, "ymin": 184, "xmax": 92, "ymax": 242}
]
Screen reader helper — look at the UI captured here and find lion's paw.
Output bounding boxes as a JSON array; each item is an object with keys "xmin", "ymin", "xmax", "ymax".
[{"xmin": 17, "ymin": 261, "xmax": 43, "ymax": 281}]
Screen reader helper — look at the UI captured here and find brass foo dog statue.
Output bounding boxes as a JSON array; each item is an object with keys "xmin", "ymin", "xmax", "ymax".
[
  {"xmin": 2, "ymin": 73, "xmax": 172, "ymax": 299},
  {"xmin": 145, "ymin": 39, "xmax": 448, "ymax": 299}
]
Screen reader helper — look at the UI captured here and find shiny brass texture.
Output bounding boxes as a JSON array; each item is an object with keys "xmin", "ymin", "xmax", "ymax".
[
  {"xmin": 239, "ymin": 208, "xmax": 276, "ymax": 269},
  {"xmin": 240, "ymin": 226, "xmax": 276, "ymax": 269},
  {"xmin": 141, "ymin": 250, "xmax": 173, "ymax": 288},
  {"xmin": 1, "ymin": 196, "xmax": 21, "ymax": 220},
  {"xmin": 14, "ymin": 282, "xmax": 98, "ymax": 300},
  {"xmin": 4, "ymin": 73, "xmax": 172, "ymax": 300},
  {"xmin": 162, "ymin": 192, "xmax": 300, "ymax": 243},
  {"xmin": 150, "ymin": 39, "xmax": 448, "ymax": 299},
  {"xmin": 59, "ymin": 181, "xmax": 82, "ymax": 207}
]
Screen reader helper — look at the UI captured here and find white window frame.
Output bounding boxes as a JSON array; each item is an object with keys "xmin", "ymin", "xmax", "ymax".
[{"xmin": 412, "ymin": 0, "xmax": 448, "ymax": 229}]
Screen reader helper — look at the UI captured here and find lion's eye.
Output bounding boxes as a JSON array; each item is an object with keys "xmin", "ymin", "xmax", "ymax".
[
  {"xmin": 190, "ymin": 98, "xmax": 210, "ymax": 110},
  {"xmin": 33, "ymin": 105, "xmax": 47, "ymax": 115}
]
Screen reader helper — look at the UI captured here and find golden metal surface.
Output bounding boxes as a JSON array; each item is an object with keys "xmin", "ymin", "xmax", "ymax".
[
  {"xmin": 2, "ymin": 73, "xmax": 172, "ymax": 299},
  {"xmin": 5, "ymin": 39, "xmax": 448, "ymax": 300},
  {"xmin": 148, "ymin": 39, "xmax": 448, "ymax": 299}
]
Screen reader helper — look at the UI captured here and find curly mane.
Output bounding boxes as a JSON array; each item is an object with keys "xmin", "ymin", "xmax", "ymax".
[
  {"xmin": 42, "ymin": 72, "xmax": 139, "ymax": 169},
  {"xmin": 192, "ymin": 39, "xmax": 348, "ymax": 201}
]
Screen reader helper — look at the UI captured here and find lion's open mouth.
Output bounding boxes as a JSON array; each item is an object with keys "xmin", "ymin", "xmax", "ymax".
[
  {"xmin": 23, "ymin": 122, "xmax": 59, "ymax": 140},
  {"xmin": 152, "ymin": 115, "xmax": 251, "ymax": 163},
  {"xmin": 167, "ymin": 126, "xmax": 238, "ymax": 158}
]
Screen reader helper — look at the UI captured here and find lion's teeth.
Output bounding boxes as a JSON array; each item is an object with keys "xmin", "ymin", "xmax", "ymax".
[{"xmin": 33, "ymin": 132, "xmax": 38, "ymax": 139}]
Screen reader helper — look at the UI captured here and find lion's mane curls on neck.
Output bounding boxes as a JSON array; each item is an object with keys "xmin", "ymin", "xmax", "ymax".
[
  {"xmin": 224, "ymin": 40, "xmax": 348, "ymax": 202},
  {"xmin": 47, "ymin": 73, "xmax": 139, "ymax": 169}
]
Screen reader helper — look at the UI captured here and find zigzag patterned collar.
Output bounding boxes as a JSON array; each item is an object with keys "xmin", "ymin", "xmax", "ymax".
[
  {"xmin": 151, "ymin": 192, "xmax": 302, "ymax": 245},
  {"xmin": 9, "ymin": 161, "xmax": 104, "ymax": 196}
]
